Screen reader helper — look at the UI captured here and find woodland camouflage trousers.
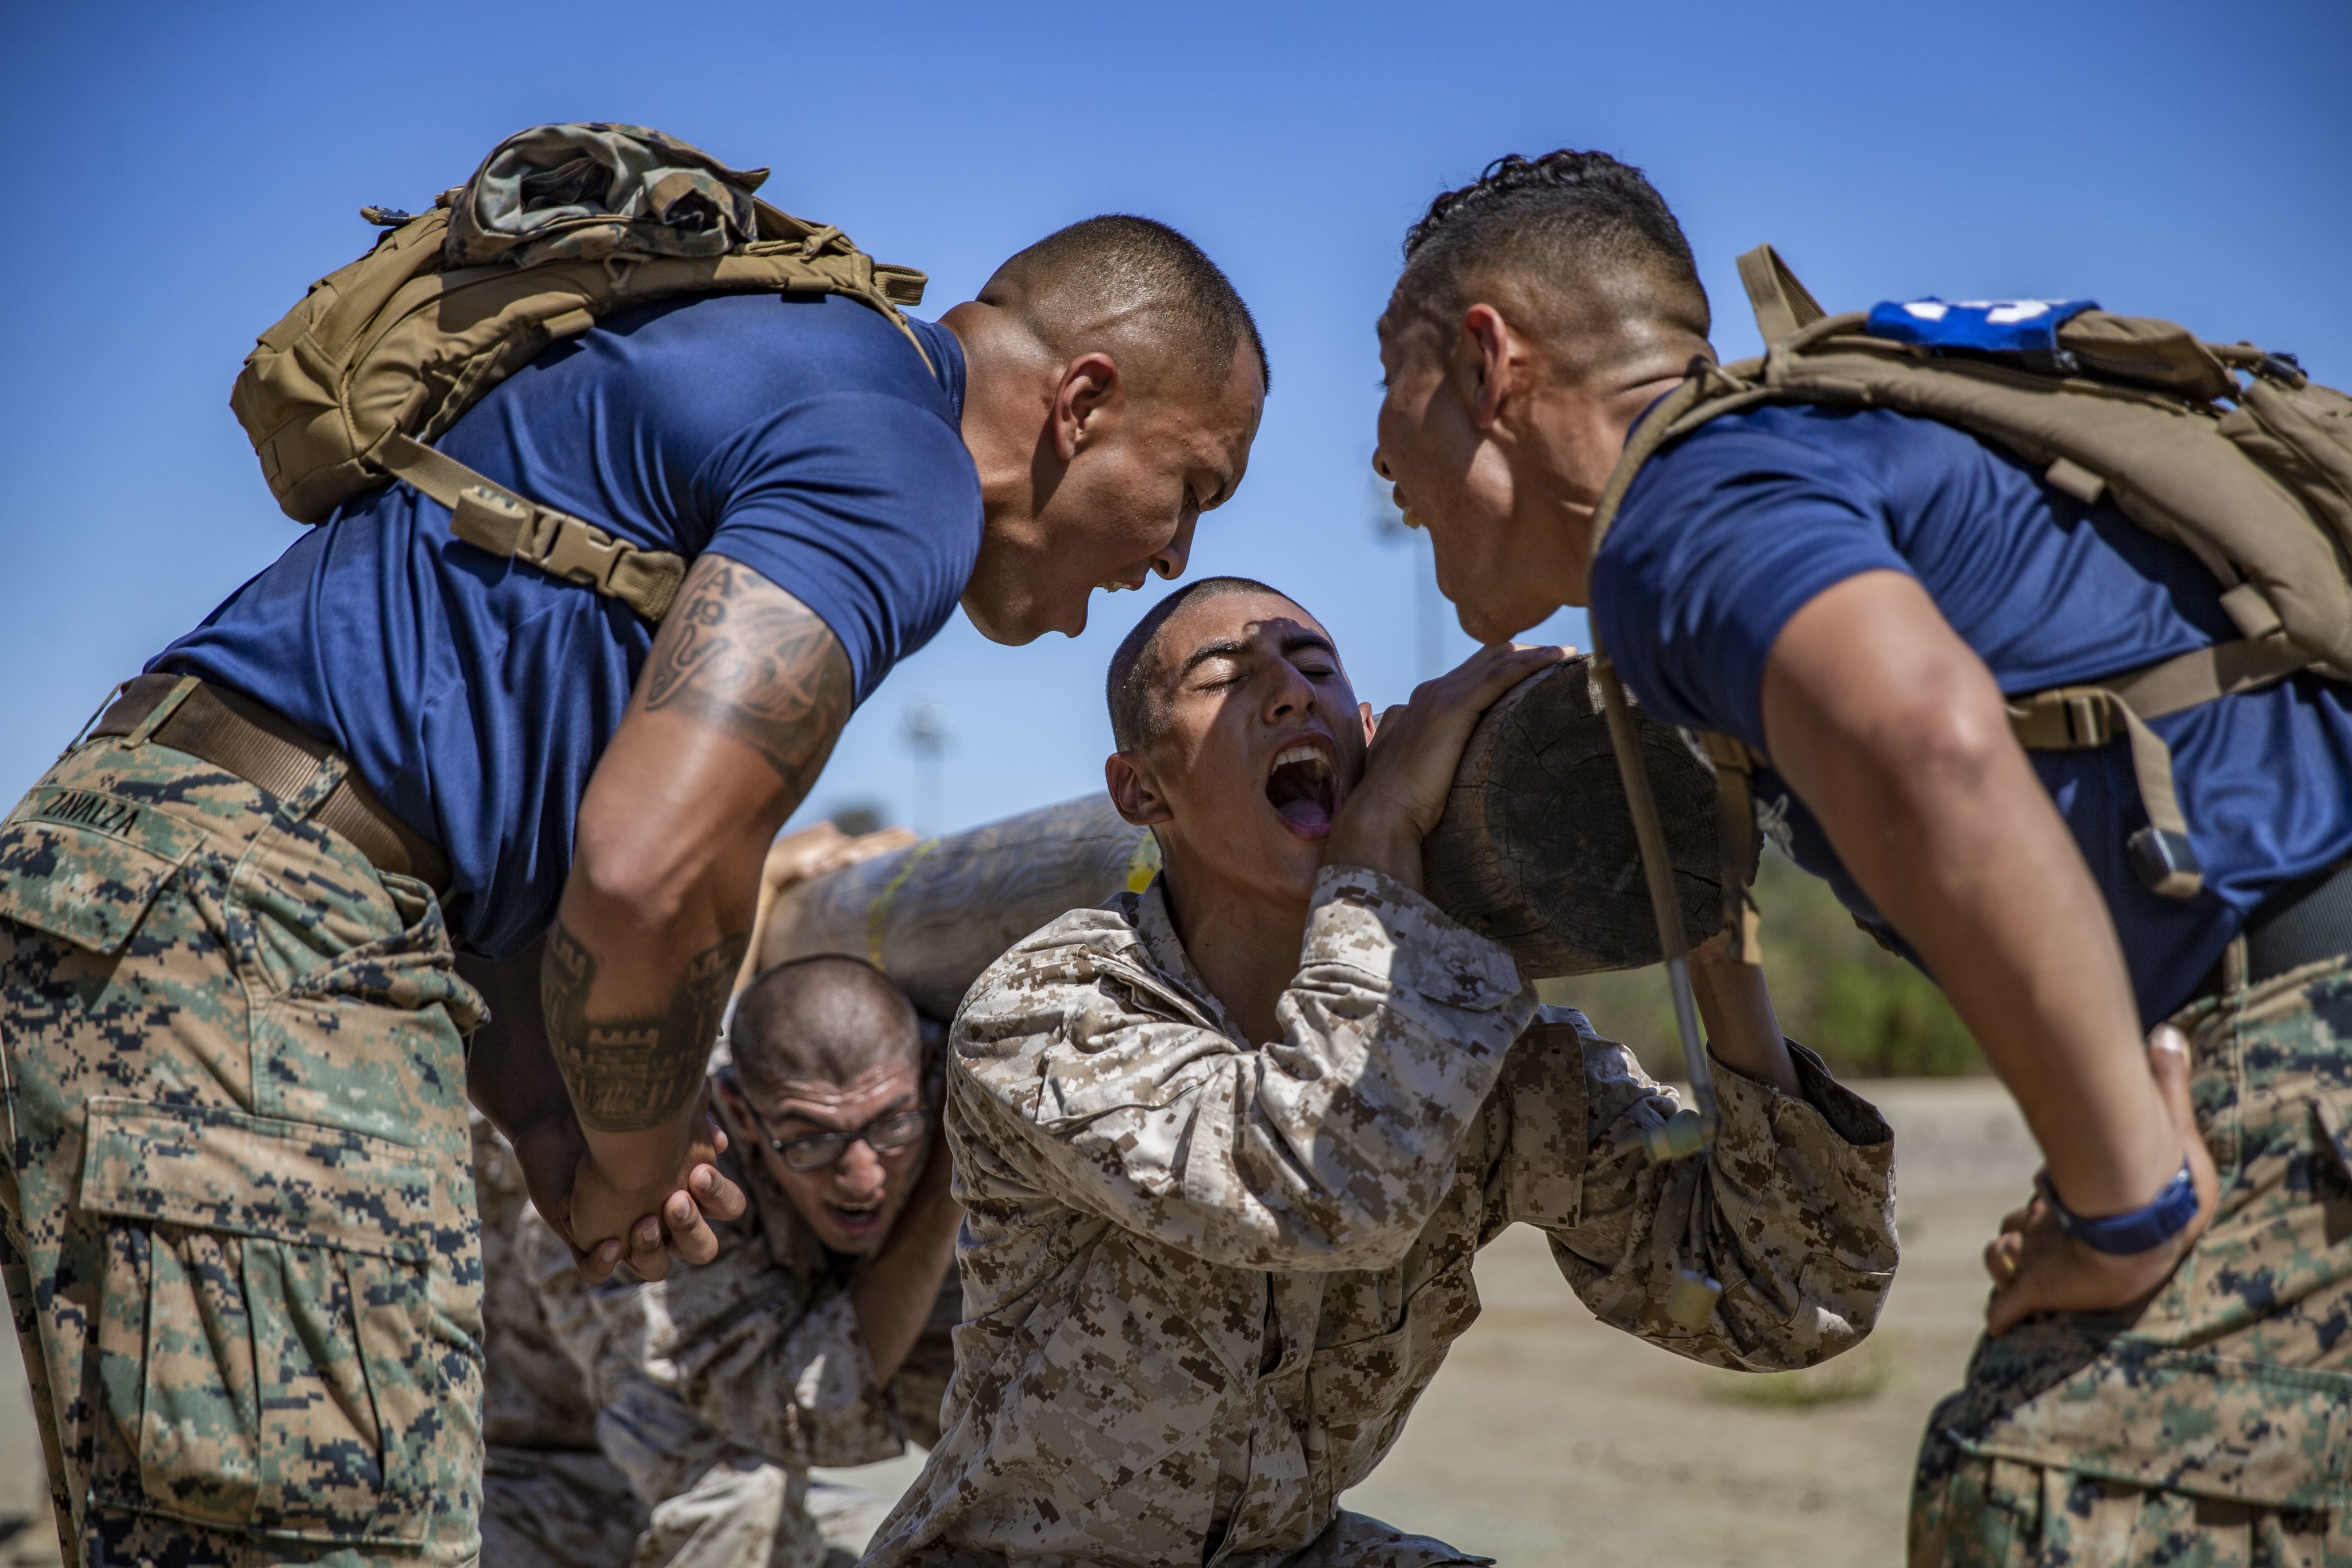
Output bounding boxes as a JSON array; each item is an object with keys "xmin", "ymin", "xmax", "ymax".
[
  {"xmin": 0, "ymin": 734, "xmax": 485, "ymax": 1566},
  {"xmin": 1913, "ymin": 954, "xmax": 2352, "ymax": 1567}
]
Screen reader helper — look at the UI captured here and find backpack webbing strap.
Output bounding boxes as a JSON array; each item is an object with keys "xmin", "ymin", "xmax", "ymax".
[
  {"xmin": 1584, "ymin": 371, "xmax": 1730, "ymax": 564},
  {"xmin": 377, "ymin": 432, "xmax": 688, "ymax": 623},
  {"xmin": 1592, "ymin": 656, "xmax": 1721, "ymax": 1156},
  {"xmin": 2096, "ymin": 635, "xmax": 2314, "ymax": 721},
  {"xmin": 1694, "ymin": 637, "xmax": 2313, "ymax": 909},
  {"xmin": 2005, "ymin": 636, "xmax": 2314, "ymax": 900},
  {"xmin": 1736, "ymin": 245, "xmax": 1828, "ymax": 347},
  {"xmin": 1585, "ymin": 366, "xmax": 1771, "ymax": 969},
  {"xmin": 2007, "ymin": 686, "xmax": 2201, "ymax": 896}
]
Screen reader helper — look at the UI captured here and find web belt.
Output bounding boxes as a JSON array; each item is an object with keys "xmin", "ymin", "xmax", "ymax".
[
  {"xmin": 87, "ymin": 673, "xmax": 451, "ymax": 895},
  {"xmin": 2200, "ymin": 858, "xmax": 2352, "ymax": 998}
]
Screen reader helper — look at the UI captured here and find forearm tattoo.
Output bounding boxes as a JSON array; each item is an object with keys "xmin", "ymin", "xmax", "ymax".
[
  {"xmin": 543, "ymin": 917, "xmax": 747, "ymax": 1133},
  {"xmin": 642, "ymin": 555, "xmax": 853, "ymax": 795}
]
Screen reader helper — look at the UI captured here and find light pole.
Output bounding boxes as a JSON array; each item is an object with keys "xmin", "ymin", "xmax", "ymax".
[{"xmin": 903, "ymin": 700, "xmax": 950, "ymax": 835}]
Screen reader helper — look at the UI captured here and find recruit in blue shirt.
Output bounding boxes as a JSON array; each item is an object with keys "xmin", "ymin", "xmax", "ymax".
[
  {"xmin": 1592, "ymin": 401, "xmax": 2352, "ymax": 1024},
  {"xmin": 161, "ymin": 292, "xmax": 981, "ymax": 959}
]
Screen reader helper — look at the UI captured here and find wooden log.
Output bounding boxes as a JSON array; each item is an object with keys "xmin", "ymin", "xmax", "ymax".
[
  {"xmin": 1422, "ymin": 656, "xmax": 1746, "ymax": 978},
  {"xmin": 756, "ymin": 794, "xmax": 1159, "ymax": 1020},
  {"xmin": 761, "ymin": 656, "xmax": 1740, "ymax": 1015}
]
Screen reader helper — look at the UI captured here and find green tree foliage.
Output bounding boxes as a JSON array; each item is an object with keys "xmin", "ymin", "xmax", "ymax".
[{"xmin": 1537, "ymin": 848, "xmax": 1985, "ymax": 1079}]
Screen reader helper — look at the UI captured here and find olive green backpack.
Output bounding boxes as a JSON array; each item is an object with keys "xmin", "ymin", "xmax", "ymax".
[
  {"xmin": 229, "ymin": 122, "xmax": 930, "ymax": 623},
  {"xmin": 1589, "ymin": 244, "xmax": 2352, "ymax": 975}
]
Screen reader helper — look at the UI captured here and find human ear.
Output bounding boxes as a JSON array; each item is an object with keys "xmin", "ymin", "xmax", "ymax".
[
  {"xmin": 1359, "ymin": 702, "xmax": 1378, "ymax": 744},
  {"xmin": 1456, "ymin": 304, "xmax": 1519, "ymax": 429},
  {"xmin": 1052, "ymin": 352, "xmax": 1122, "ymax": 462},
  {"xmin": 1105, "ymin": 750, "xmax": 1175, "ymax": 828}
]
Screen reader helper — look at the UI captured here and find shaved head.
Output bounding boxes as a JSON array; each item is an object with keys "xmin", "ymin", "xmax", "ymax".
[
  {"xmin": 1105, "ymin": 576, "xmax": 1291, "ymax": 753},
  {"xmin": 983, "ymin": 214, "xmax": 1268, "ymax": 398},
  {"xmin": 1392, "ymin": 150, "xmax": 1709, "ymax": 378},
  {"xmin": 730, "ymin": 954, "xmax": 920, "ymax": 1097}
]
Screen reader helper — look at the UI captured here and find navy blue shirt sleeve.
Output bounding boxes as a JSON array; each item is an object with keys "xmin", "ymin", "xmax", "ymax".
[
  {"xmin": 153, "ymin": 296, "xmax": 981, "ymax": 958},
  {"xmin": 1589, "ymin": 402, "xmax": 2352, "ymax": 1023},
  {"xmin": 694, "ymin": 383, "xmax": 978, "ymax": 702},
  {"xmin": 1592, "ymin": 420, "xmax": 1917, "ymax": 750}
]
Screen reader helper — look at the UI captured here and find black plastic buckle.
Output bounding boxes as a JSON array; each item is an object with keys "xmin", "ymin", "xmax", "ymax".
[{"xmin": 2130, "ymin": 827, "xmax": 2202, "ymax": 896}]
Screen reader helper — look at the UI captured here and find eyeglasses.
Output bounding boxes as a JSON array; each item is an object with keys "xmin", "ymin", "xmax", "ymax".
[{"xmin": 724, "ymin": 1073, "xmax": 930, "ymax": 1171}]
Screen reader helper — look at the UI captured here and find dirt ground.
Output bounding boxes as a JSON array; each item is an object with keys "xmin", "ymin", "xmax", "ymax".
[{"xmin": 0, "ymin": 1079, "xmax": 2037, "ymax": 1566}]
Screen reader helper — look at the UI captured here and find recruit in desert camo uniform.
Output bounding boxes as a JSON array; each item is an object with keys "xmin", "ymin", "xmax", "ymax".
[
  {"xmin": 861, "ymin": 869, "xmax": 1900, "ymax": 1567},
  {"xmin": 472, "ymin": 1113, "xmax": 651, "ymax": 1566},
  {"xmin": 513, "ymin": 1068, "xmax": 959, "ymax": 1568},
  {"xmin": 861, "ymin": 564, "xmax": 1902, "ymax": 1568}
]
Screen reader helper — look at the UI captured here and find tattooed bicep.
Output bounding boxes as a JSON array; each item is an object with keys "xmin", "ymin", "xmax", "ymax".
[{"xmin": 640, "ymin": 554, "xmax": 855, "ymax": 792}]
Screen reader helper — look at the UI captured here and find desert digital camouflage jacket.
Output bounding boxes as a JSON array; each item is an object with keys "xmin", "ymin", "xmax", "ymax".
[
  {"xmin": 473, "ymin": 1113, "xmax": 608, "ymax": 1454},
  {"xmin": 516, "ymin": 1093, "xmax": 960, "ymax": 1505},
  {"xmin": 863, "ymin": 864, "xmax": 1899, "ymax": 1568}
]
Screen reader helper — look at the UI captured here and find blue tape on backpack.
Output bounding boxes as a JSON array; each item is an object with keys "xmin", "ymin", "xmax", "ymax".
[{"xmin": 1867, "ymin": 297, "xmax": 2099, "ymax": 358}]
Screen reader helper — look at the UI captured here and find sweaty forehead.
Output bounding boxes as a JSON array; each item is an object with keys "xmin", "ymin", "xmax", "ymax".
[
  {"xmin": 760, "ymin": 1063, "xmax": 918, "ymax": 1125},
  {"xmin": 1152, "ymin": 591, "xmax": 1332, "ymax": 681},
  {"xmin": 1142, "ymin": 342, "xmax": 1264, "ymax": 462},
  {"xmin": 1376, "ymin": 297, "xmax": 1456, "ymax": 372}
]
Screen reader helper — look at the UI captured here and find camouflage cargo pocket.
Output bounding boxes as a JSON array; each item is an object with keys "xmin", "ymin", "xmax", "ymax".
[
  {"xmin": 78, "ymin": 1096, "xmax": 447, "ymax": 1544},
  {"xmin": 0, "ymin": 783, "xmax": 207, "ymax": 953},
  {"xmin": 1955, "ymin": 1341, "xmax": 2352, "ymax": 1510}
]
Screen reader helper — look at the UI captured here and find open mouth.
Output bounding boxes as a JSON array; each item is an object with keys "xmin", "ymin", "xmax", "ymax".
[
  {"xmin": 1266, "ymin": 743, "xmax": 1337, "ymax": 836},
  {"xmin": 825, "ymin": 1198, "xmax": 885, "ymax": 1235}
]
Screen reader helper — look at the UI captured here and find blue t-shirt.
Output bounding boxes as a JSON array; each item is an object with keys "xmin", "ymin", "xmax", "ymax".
[
  {"xmin": 1593, "ymin": 403, "xmax": 2352, "ymax": 1024},
  {"xmin": 160, "ymin": 292, "xmax": 977, "ymax": 958}
]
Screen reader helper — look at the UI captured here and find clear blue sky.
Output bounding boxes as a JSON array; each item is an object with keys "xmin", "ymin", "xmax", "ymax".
[{"xmin": 4, "ymin": 1, "xmax": 2345, "ymax": 837}]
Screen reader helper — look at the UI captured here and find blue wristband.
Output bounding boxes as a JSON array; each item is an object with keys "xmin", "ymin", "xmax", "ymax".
[{"xmin": 2036, "ymin": 1160, "xmax": 2199, "ymax": 1255}]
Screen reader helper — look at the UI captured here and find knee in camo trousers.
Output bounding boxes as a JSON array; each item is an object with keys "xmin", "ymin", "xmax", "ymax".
[
  {"xmin": 1912, "ymin": 955, "xmax": 2352, "ymax": 1566},
  {"xmin": 0, "ymin": 736, "xmax": 485, "ymax": 1566}
]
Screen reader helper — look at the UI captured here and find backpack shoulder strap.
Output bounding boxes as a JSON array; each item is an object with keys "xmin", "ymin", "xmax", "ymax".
[
  {"xmin": 376, "ymin": 433, "xmax": 687, "ymax": 622},
  {"xmin": 1583, "ymin": 344, "xmax": 1784, "ymax": 975},
  {"xmin": 1690, "ymin": 729, "xmax": 1766, "ymax": 965},
  {"xmin": 1585, "ymin": 360, "xmax": 1773, "ymax": 570}
]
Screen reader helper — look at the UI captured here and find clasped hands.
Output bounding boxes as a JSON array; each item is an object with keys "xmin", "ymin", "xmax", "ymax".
[{"xmin": 506, "ymin": 1090, "xmax": 747, "ymax": 1283}]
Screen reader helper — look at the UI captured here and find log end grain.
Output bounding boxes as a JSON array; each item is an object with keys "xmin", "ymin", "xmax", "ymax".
[{"xmin": 1422, "ymin": 658, "xmax": 1752, "ymax": 977}]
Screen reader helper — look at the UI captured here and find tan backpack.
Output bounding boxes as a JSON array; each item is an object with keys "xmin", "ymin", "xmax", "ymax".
[
  {"xmin": 1588, "ymin": 245, "xmax": 2352, "ymax": 968},
  {"xmin": 229, "ymin": 123, "xmax": 930, "ymax": 623}
]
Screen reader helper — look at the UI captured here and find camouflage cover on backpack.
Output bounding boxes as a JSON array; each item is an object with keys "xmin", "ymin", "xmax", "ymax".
[
  {"xmin": 229, "ymin": 122, "xmax": 930, "ymax": 622},
  {"xmin": 1587, "ymin": 246, "xmax": 2352, "ymax": 950}
]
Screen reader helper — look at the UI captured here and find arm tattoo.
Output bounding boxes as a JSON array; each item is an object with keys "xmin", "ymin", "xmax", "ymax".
[
  {"xmin": 542, "ymin": 917, "xmax": 748, "ymax": 1133},
  {"xmin": 642, "ymin": 555, "xmax": 854, "ymax": 794}
]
